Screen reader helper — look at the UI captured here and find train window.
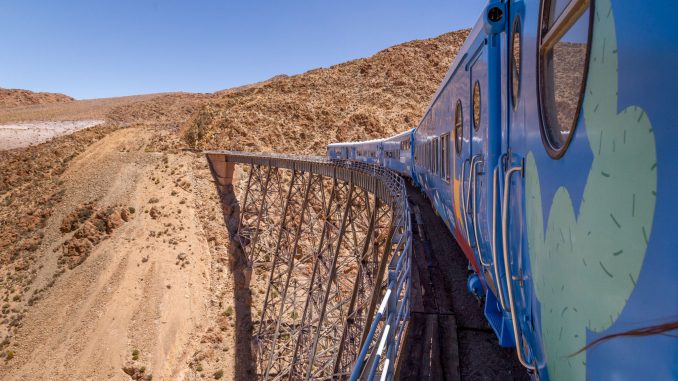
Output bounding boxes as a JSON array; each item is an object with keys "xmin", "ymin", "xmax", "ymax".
[
  {"xmin": 425, "ymin": 142, "xmax": 429, "ymax": 169},
  {"xmin": 538, "ymin": 0, "xmax": 592, "ymax": 157},
  {"xmin": 511, "ymin": 17, "xmax": 522, "ymax": 109},
  {"xmin": 440, "ymin": 135, "xmax": 446, "ymax": 179},
  {"xmin": 473, "ymin": 81, "xmax": 481, "ymax": 130},
  {"xmin": 433, "ymin": 138, "xmax": 439, "ymax": 175},
  {"xmin": 402, "ymin": 138, "xmax": 410, "ymax": 151},
  {"xmin": 428, "ymin": 141, "xmax": 435, "ymax": 172},
  {"xmin": 423, "ymin": 144, "xmax": 427, "ymax": 168},
  {"xmin": 441, "ymin": 134, "xmax": 450, "ymax": 181},
  {"xmin": 454, "ymin": 100, "xmax": 463, "ymax": 155},
  {"xmin": 425, "ymin": 143, "xmax": 428, "ymax": 169}
]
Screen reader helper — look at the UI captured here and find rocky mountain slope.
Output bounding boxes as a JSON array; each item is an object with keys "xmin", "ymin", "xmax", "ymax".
[
  {"xmin": 0, "ymin": 88, "xmax": 74, "ymax": 109},
  {"xmin": 182, "ymin": 30, "xmax": 469, "ymax": 155}
]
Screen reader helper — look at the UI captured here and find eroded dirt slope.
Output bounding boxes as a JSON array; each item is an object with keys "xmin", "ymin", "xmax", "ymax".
[{"xmin": 0, "ymin": 126, "xmax": 236, "ymax": 380}]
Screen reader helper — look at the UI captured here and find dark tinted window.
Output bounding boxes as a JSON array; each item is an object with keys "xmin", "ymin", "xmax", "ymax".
[
  {"xmin": 539, "ymin": 0, "xmax": 591, "ymax": 155},
  {"xmin": 511, "ymin": 17, "xmax": 522, "ymax": 108},
  {"xmin": 454, "ymin": 100, "xmax": 463, "ymax": 155},
  {"xmin": 442, "ymin": 134, "xmax": 450, "ymax": 181},
  {"xmin": 473, "ymin": 81, "xmax": 481, "ymax": 130},
  {"xmin": 432, "ymin": 138, "xmax": 439, "ymax": 174}
]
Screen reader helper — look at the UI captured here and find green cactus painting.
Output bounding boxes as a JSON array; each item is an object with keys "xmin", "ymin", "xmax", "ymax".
[{"xmin": 524, "ymin": 0, "xmax": 657, "ymax": 379}]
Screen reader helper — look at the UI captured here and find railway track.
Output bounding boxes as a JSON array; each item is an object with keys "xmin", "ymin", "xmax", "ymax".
[{"xmin": 399, "ymin": 182, "xmax": 528, "ymax": 380}]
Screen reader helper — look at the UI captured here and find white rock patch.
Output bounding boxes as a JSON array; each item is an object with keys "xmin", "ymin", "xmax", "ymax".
[{"xmin": 0, "ymin": 119, "xmax": 104, "ymax": 150}]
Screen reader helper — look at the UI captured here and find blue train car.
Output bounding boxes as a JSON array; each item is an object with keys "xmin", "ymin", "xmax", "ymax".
[
  {"xmin": 328, "ymin": 138, "xmax": 384, "ymax": 166},
  {"xmin": 329, "ymin": 129, "xmax": 415, "ymax": 177},
  {"xmin": 382, "ymin": 128, "xmax": 415, "ymax": 176},
  {"xmin": 411, "ymin": 0, "xmax": 678, "ymax": 379},
  {"xmin": 327, "ymin": 143, "xmax": 355, "ymax": 160},
  {"xmin": 330, "ymin": 0, "xmax": 677, "ymax": 379}
]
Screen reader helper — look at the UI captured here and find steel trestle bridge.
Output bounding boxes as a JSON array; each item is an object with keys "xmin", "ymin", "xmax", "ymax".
[{"xmin": 206, "ymin": 151, "xmax": 412, "ymax": 380}]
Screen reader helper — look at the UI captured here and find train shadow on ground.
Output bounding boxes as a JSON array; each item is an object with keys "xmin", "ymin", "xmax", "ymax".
[{"xmin": 398, "ymin": 182, "xmax": 529, "ymax": 381}]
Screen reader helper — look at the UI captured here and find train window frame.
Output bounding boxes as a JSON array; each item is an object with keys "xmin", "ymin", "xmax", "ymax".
[
  {"xmin": 441, "ymin": 133, "xmax": 451, "ymax": 182},
  {"xmin": 537, "ymin": 0, "xmax": 594, "ymax": 159},
  {"xmin": 430, "ymin": 138, "xmax": 436, "ymax": 174},
  {"xmin": 425, "ymin": 142, "xmax": 429, "ymax": 169},
  {"xmin": 454, "ymin": 100, "xmax": 463, "ymax": 156},
  {"xmin": 437, "ymin": 138, "xmax": 441, "ymax": 175},
  {"xmin": 421, "ymin": 142, "xmax": 428, "ymax": 171},
  {"xmin": 511, "ymin": 16, "xmax": 522, "ymax": 110},
  {"xmin": 472, "ymin": 81, "xmax": 481, "ymax": 131}
]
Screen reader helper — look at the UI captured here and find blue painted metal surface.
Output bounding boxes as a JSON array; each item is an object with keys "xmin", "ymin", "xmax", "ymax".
[
  {"xmin": 467, "ymin": 273, "xmax": 485, "ymax": 299},
  {"xmin": 331, "ymin": 0, "xmax": 678, "ymax": 379}
]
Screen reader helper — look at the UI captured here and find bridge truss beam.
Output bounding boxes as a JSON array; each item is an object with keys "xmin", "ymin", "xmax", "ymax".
[{"xmin": 206, "ymin": 152, "xmax": 412, "ymax": 380}]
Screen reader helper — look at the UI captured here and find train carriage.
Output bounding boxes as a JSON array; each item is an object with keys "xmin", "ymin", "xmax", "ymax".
[
  {"xmin": 328, "ymin": 138, "xmax": 384, "ymax": 166},
  {"xmin": 329, "ymin": 0, "xmax": 678, "ymax": 379},
  {"xmin": 381, "ymin": 128, "xmax": 415, "ymax": 176}
]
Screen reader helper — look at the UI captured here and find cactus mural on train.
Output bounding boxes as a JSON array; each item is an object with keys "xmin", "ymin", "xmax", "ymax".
[{"xmin": 524, "ymin": 0, "xmax": 657, "ymax": 379}]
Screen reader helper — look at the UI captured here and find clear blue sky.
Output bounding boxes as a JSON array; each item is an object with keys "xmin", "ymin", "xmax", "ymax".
[{"xmin": 0, "ymin": 0, "xmax": 483, "ymax": 100}]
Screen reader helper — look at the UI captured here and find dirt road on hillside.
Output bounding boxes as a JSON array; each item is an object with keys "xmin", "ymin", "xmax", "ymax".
[{"xmin": 0, "ymin": 126, "xmax": 235, "ymax": 380}]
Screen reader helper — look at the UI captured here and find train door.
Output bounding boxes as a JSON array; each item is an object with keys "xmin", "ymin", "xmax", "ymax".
[
  {"xmin": 462, "ymin": 1, "xmax": 514, "ymax": 346},
  {"xmin": 499, "ymin": 0, "xmax": 544, "ymax": 373},
  {"xmin": 468, "ymin": 47, "xmax": 496, "ymax": 290},
  {"xmin": 466, "ymin": 4, "xmax": 517, "ymax": 349}
]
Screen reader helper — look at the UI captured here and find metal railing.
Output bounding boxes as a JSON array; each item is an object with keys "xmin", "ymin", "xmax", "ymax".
[
  {"xmin": 336, "ymin": 161, "xmax": 412, "ymax": 381},
  {"xmin": 205, "ymin": 151, "xmax": 413, "ymax": 380}
]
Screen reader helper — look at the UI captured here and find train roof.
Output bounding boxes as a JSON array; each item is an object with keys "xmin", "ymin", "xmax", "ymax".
[
  {"xmin": 327, "ymin": 137, "xmax": 385, "ymax": 148},
  {"xmin": 328, "ymin": 128, "xmax": 414, "ymax": 148},
  {"xmin": 383, "ymin": 128, "xmax": 415, "ymax": 141}
]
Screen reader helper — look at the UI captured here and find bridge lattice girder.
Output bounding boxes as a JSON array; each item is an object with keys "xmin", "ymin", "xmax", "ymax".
[{"xmin": 206, "ymin": 152, "xmax": 411, "ymax": 380}]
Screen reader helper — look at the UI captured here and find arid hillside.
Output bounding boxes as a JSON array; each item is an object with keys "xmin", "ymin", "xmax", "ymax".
[
  {"xmin": 0, "ymin": 92, "xmax": 214, "ymax": 125},
  {"xmin": 182, "ymin": 29, "xmax": 469, "ymax": 155},
  {"xmin": 0, "ymin": 88, "xmax": 74, "ymax": 109},
  {"xmin": 0, "ymin": 29, "xmax": 469, "ymax": 380}
]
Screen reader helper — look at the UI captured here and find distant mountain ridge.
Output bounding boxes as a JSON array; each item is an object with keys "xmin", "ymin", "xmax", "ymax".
[{"xmin": 0, "ymin": 88, "xmax": 74, "ymax": 109}]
